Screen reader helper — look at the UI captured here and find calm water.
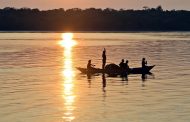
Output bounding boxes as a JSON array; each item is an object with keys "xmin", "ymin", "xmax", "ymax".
[{"xmin": 0, "ymin": 32, "xmax": 190, "ymax": 122}]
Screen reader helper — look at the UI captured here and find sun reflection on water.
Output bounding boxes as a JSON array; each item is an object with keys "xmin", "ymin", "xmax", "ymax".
[
  {"xmin": 59, "ymin": 33, "xmax": 77, "ymax": 48},
  {"xmin": 60, "ymin": 33, "xmax": 76, "ymax": 122}
]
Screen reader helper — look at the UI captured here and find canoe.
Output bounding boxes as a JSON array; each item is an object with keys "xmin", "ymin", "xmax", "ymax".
[
  {"xmin": 76, "ymin": 65, "xmax": 155, "ymax": 75},
  {"xmin": 129, "ymin": 65, "xmax": 155, "ymax": 74}
]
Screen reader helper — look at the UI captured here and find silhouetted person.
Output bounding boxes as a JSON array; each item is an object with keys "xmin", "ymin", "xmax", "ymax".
[
  {"xmin": 142, "ymin": 58, "xmax": 147, "ymax": 68},
  {"xmin": 119, "ymin": 59, "xmax": 126, "ymax": 77},
  {"xmin": 87, "ymin": 60, "xmax": 95, "ymax": 70},
  {"xmin": 102, "ymin": 48, "xmax": 106, "ymax": 69},
  {"xmin": 119, "ymin": 59, "xmax": 125, "ymax": 69},
  {"xmin": 125, "ymin": 60, "xmax": 130, "ymax": 74},
  {"xmin": 142, "ymin": 58, "xmax": 147, "ymax": 73}
]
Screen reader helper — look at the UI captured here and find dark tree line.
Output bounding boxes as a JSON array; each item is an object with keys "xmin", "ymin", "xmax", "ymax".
[{"xmin": 0, "ymin": 6, "xmax": 190, "ymax": 31}]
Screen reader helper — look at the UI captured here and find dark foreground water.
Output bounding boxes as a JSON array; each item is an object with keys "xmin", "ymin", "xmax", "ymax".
[{"xmin": 0, "ymin": 32, "xmax": 190, "ymax": 122}]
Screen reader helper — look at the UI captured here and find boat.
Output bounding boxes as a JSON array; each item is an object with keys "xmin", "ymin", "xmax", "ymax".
[
  {"xmin": 76, "ymin": 65, "xmax": 155, "ymax": 75},
  {"xmin": 129, "ymin": 65, "xmax": 155, "ymax": 74}
]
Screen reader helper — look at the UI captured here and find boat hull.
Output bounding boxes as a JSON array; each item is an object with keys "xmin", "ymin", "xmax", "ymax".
[{"xmin": 76, "ymin": 65, "xmax": 155, "ymax": 75}]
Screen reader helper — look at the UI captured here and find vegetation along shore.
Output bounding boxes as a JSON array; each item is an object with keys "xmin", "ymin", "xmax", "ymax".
[{"xmin": 0, "ymin": 6, "xmax": 190, "ymax": 31}]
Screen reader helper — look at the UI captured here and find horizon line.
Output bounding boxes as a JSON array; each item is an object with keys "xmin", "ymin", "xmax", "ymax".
[{"xmin": 0, "ymin": 6, "xmax": 190, "ymax": 11}]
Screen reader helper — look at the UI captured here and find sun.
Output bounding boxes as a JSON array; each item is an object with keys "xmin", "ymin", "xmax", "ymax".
[
  {"xmin": 62, "ymin": 33, "xmax": 73, "ymax": 40},
  {"xmin": 59, "ymin": 33, "xmax": 77, "ymax": 48}
]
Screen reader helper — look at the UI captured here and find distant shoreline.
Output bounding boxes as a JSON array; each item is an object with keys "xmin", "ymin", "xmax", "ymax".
[
  {"xmin": 1, "ymin": 7, "xmax": 190, "ymax": 31},
  {"xmin": 0, "ymin": 31, "xmax": 190, "ymax": 33}
]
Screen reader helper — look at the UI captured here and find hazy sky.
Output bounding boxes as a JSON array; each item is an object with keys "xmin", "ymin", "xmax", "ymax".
[{"xmin": 0, "ymin": 0, "xmax": 190, "ymax": 10}]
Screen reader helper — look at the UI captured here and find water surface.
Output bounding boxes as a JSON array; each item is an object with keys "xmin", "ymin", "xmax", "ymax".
[{"xmin": 0, "ymin": 32, "xmax": 190, "ymax": 122}]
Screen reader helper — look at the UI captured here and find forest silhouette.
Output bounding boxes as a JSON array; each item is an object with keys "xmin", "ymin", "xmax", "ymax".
[{"xmin": 0, "ymin": 6, "xmax": 190, "ymax": 31}]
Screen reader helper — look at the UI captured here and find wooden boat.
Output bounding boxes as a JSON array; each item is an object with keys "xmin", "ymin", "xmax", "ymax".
[
  {"xmin": 76, "ymin": 65, "xmax": 155, "ymax": 75},
  {"xmin": 129, "ymin": 65, "xmax": 155, "ymax": 74}
]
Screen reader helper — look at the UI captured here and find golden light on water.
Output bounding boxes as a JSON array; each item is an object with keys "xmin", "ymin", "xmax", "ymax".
[
  {"xmin": 62, "ymin": 33, "xmax": 73, "ymax": 40},
  {"xmin": 59, "ymin": 33, "xmax": 77, "ymax": 48},
  {"xmin": 60, "ymin": 33, "xmax": 76, "ymax": 122}
]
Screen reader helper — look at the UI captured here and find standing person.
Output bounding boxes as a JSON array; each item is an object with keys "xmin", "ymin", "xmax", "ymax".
[
  {"xmin": 119, "ymin": 59, "xmax": 125, "ymax": 76},
  {"xmin": 142, "ymin": 58, "xmax": 147, "ymax": 73},
  {"xmin": 102, "ymin": 48, "xmax": 106, "ymax": 69}
]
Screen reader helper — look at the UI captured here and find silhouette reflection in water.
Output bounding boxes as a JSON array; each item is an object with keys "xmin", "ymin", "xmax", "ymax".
[
  {"xmin": 121, "ymin": 74, "xmax": 128, "ymax": 82},
  {"xmin": 87, "ymin": 73, "xmax": 92, "ymax": 88},
  {"xmin": 141, "ymin": 73, "xmax": 147, "ymax": 87},
  {"xmin": 102, "ymin": 73, "xmax": 106, "ymax": 92},
  {"xmin": 141, "ymin": 73, "xmax": 147, "ymax": 81},
  {"xmin": 83, "ymin": 71, "xmax": 154, "ymax": 89},
  {"xmin": 141, "ymin": 73, "xmax": 155, "ymax": 87}
]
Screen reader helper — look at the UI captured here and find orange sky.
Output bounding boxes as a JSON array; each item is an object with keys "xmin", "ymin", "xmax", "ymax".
[{"xmin": 0, "ymin": 0, "xmax": 190, "ymax": 10}]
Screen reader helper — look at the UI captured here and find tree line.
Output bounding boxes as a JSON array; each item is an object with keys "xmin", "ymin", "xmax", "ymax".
[{"xmin": 0, "ymin": 6, "xmax": 190, "ymax": 31}]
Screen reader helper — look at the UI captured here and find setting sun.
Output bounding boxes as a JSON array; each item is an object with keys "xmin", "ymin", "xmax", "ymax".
[
  {"xmin": 62, "ymin": 33, "xmax": 73, "ymax": 40},
  {"xmin": 59, "ymin": 33, "xmax": 77, "ymax": 48}
]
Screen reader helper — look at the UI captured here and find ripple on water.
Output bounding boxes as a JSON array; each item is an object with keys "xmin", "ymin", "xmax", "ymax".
[{"xmin": 0, "ymin": 32, "xmax": 190, "ymax": 122}]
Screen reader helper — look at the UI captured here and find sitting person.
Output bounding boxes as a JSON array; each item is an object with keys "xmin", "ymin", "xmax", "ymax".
[
  {"xmin": 125, "ymin": 60, "xmax": 130, "ymax": 73},
  {"xmin": 142, "ymin": 58, "xmax": 147, "ymax": 68},
  {"xmin": 119, "ymin": 59, "xmax": 125, "ymax": 70},
  {"xmin": 87, "ymin": 60, "xmax": 95, "ymax": 70},
  {"xmin": 119, "ymin": 59, "xmax": 126, "ymax": 76}
]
